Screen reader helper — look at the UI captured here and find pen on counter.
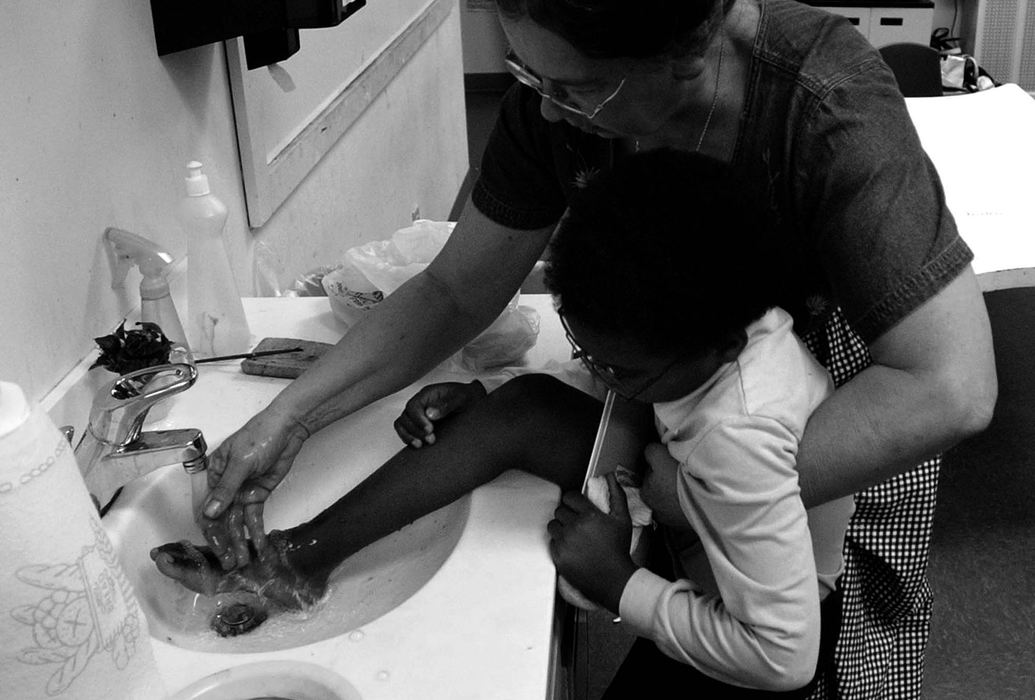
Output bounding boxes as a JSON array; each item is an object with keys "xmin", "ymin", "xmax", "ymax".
[{"xmin": 193, "ymin": 347, "xmax": 305, "ymax": 364}]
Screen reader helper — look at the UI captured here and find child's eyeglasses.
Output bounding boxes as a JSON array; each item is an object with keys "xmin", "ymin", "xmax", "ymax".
[
  {"xmin": 559, "ymin": 313, "xmax": 681, "ymax": 401},
  {"xmin": 505, "ymin": 51, "xmax": 626, "ymax": 120}
]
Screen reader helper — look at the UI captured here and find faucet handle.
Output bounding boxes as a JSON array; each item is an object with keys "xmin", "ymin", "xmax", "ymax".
[
  {"xmin": 107, "ymin": 362, "xmax": 197, "ymax": 404},
  {"xmin": 88, "ymin": 363, "xmax": 198, "ymax": 447}
]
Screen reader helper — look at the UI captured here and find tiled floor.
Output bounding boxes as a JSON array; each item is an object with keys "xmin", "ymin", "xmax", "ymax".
[
  {"xmin": 459, "ymin": 86, "xmax": 1035, "ymax": 699},
  {"xmin": 924, "ymin": 288, "xmax": 1035, "ymax": 698}
]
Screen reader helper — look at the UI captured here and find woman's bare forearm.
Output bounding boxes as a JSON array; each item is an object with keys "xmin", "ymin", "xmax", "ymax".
[
  {"xmin": 269, "ymin": 272, "xmax": 493, "ymax": 434},
  {"xmin": 796, "ymin": 362, "xmax": 988, "ymax": 506},
  {"xmin": 268, "ymin": 203, "xmax": 555, "ymax": 437}
]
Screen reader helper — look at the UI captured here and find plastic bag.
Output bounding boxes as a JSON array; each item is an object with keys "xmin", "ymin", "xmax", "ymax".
[
  {"xmin": 323, "ymin": 219, "xmax": 539, "ymax": 369},
  {"xmin": 457, "ymin": 300, "xmax": 541, "ymax": 373},
  {"xmin": 321, "ymin": 259, "xmax": 383, "ymax": 325},
  {"xmin": 322, "ymin": 220, "xmax": 451, "ymax": 324},
  {"xmin": 345, "ymin": 219, "xmax": 455, "ymax": 294},
  {"xmin": 253, "ymin": 240, "xmax": 335, "ymax": 298},
  {"xmin": 288, "ymin": 266, "xmax": 336, "ymax": 297},
  {"xmin": 941, "ymin": 54, "xmax": 997, "ymax": 92}
]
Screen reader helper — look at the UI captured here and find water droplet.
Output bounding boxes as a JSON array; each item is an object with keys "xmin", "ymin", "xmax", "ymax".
[
  {"xmin": 348, "ymin": 630, "xmax": 365, "ymax": 642},
  {"xmin": 376, "ymin": 670, "xmax": 390, "ymax": 682}
]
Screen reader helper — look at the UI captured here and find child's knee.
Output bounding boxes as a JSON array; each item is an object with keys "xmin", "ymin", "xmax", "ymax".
[
  {"xmin": 483, "ymin": 374, "xmax": 602, "ymax": 441},
  {"xmin": 489, "ymin": 373, "xmax": 577, "ymax": 411}
]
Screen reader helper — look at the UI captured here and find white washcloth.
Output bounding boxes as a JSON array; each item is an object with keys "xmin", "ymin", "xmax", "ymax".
[{"xmin": 557, "ymin": 467, "xmax": 653, "ymax": 611}]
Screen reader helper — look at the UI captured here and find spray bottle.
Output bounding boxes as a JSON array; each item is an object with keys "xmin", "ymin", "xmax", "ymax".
[
  {"xmin": 177, "ymin": 161, "xmax": 251, "ymax": 357},
  {"xmin": 105, "ymin": 227, "xmax": 189, "ymax": 351}
]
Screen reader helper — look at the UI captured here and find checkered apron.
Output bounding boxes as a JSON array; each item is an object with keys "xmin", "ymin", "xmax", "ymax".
[{"xmin": 800, "ymin": 308, "xmax": 937, "ymax": 699}]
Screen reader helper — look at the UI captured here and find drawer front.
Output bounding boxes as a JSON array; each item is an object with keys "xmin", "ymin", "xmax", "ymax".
[
  {"xmin": 824, "ymin": 6, "xmax": 871, "ymax": 37},
  {"xmin": 868, "ymin": 8, "xmax": 934, "ymax": 48}
]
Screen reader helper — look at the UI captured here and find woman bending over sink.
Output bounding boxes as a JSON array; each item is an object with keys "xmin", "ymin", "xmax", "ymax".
[
  {"xmin": 188, "ymin": 1, "xmax": 998, "ymax": 695},
  {"xmin": 157, "ymin": 151, "xmax": 851, "ymax": 694}
]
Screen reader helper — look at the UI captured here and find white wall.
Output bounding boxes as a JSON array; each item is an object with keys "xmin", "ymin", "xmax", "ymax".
[
  {"xmin": 0, "ymin": 1, "xmax": 467, "ymax": 412},
  {"xmin": 932, "ymin": 0, "xmax": 961, "ymax": 43},
  {"xmin": 460, "ymin": 2, "xmax": 508, "ymax": 74}
]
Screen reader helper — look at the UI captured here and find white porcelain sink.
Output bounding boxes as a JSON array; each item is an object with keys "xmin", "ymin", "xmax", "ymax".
[
  {"xmin": 169, "ymin": 660, "xmax": 362, "ymax": 700},
  {"xmin": 98, "ymin": 297, "xmax": 566, "ymax": 699},
  {"xmin": 106, "ymin": 467, "xmax": 468, "ymax": 654}
]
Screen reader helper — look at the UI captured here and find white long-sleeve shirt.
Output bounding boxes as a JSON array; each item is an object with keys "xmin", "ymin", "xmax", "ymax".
[
  {"xmin": 481, "ymin": 307, "xmax": 853, "ymax": 690},
  {"xmin": 620, "ymin": 308, "xmax": 853, "ymax": 690}
]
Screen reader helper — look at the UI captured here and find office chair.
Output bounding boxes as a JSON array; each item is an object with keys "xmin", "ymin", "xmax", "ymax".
[{"xmin": 879, "ymin": 43, "xmax": 944, "ymax": 97}]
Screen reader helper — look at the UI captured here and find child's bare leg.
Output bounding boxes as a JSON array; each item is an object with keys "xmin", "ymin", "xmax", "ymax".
[{"xmin": 153, "ymin": 375, "xmax": 602, "ymax": 601}]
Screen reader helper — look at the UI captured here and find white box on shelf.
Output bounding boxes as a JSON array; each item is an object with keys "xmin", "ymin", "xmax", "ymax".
[{"xmin": 868, "ymin": 7, "xmax": 935, "ymax": 47}]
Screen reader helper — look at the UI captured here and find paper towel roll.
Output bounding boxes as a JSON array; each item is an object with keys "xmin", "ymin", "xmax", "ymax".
[{"xmin": 0, "ymin": 381, "xmax": 165, "ymax": 699}]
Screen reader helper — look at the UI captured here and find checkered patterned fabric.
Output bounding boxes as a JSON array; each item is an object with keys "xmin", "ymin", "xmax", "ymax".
[{"xmin": 800, "ymin": 308, "xmax": 935, "ymax": 699}]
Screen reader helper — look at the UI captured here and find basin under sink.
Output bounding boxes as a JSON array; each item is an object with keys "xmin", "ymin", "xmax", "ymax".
[
  {"xmin": 169, "ymin": 660, "xmax": 362, "ymax": 700},
  {"xmin": 103, "ymin": 397, "xmax": 470, "ymax": 654}
]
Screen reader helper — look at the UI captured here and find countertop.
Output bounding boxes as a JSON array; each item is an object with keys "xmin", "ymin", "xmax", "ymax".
[{"xmin": 123, "ymin": 294, "xmax": 571, "ymax": 700}]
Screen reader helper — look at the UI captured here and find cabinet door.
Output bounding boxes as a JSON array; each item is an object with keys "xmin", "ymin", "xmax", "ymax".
[
  {"xmin": 868, "ymin": 8, "xmax": 934, "ymax": 48},
  {"xmin": 823, "ymin": 6, "xmax": 871, "ymax": 38}
]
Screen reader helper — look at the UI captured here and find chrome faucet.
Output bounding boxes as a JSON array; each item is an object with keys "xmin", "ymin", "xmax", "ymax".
[{"xmin": 73, "ymin": 363, "xmax": 208, "ymax": 513}]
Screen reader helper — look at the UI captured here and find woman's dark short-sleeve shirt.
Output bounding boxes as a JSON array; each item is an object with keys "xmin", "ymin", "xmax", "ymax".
[{"xmin": 472, "ymin": 0, "xmax": 972, "ymax": 344}]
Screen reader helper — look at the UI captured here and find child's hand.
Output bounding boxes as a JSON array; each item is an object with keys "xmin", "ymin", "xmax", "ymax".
[
  {"xmin": 547, "ymin": 473, "xmax": 639, "ymax": 613},
  {"xmin": 393, "ymin": 380, "xmax": 487, "ymax": 447}
]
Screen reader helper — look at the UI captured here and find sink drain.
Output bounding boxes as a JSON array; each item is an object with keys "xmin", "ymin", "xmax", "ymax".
[{"xmin": 210, "ymin": 602, "xmax": 268, "ymax": 637}]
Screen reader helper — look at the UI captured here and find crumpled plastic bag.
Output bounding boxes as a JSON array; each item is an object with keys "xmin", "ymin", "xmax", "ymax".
[
  {"xmin": 253, "ymin": 240, "xmax": 335, "ymax": 298},
  {"xmin": 321, "ymin": 259, "xmax": 383, "ymax": 325},
  {"xmin": 457, "ymin": 297, "xmax": 541, "ymax": 373},
  {"xmin": 287, "ymin": 266, "xmax": 337, "ymax": 297},
  {"xmin": 322, "ymin": 220, "xmax": 540, "ymax": 370},
  {"xmin": 344, "ymin": 219, "xmax": 455, "ymax": 295}
]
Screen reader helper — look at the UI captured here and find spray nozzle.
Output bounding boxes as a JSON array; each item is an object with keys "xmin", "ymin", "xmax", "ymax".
[{"xmin": 105, "ymin": 227, "xmax": 174, "ymax": 290}]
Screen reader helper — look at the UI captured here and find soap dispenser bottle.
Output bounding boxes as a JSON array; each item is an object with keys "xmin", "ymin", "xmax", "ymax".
[
  {"xmin": 105, "ymin": 227, "xmax": 189, "ymax": 351},
  {"xmin": 178, "ymin": 161, "xmax": 251, "ymax": 357},
  {"xmin": 0, "ymin": 380, "xmax": 166, "ymax": 699}
]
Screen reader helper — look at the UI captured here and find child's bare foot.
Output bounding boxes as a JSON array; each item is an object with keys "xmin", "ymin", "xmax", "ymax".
[
  {"xmin": 150, "ymin": 532, "xmax": 326, "ymax": 613},
  {"xmin": 150, "ymin": 540, "xmax": 224, "ymax": 596}
]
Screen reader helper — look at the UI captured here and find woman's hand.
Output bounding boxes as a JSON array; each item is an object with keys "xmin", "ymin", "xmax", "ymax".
[
  {"xmin": 641, "ymin": 443, "xmax": 688, "ymax": 530},
  {"xmin": 198, "ymin": 406, "xmax": 311, "ymax": 570},
  {"xmin": 393, "ymin": 380, "xmax": 487, "ymax": 447},
  {"xmin": 547, "ymin": 473, "xmax": 638, "ymax": 613}
]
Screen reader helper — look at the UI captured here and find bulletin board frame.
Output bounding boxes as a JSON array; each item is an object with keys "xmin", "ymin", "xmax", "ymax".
[{"xmin": 225, "ymin": 0, "xmax": 455, "ymax": 228}]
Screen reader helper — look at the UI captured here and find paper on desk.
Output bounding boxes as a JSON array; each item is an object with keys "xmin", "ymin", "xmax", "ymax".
[{"xmin": 906, "ymin": 85, "xmax": 1035, "ymax": 281}]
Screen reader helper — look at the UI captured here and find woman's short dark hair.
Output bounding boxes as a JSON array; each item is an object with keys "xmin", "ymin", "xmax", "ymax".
[
  {"xmin": 544, "ymin": 149, "xmax": 785, "ymax": 357},
  {"xmin": 494, "ymin": 0, "xmax": 729, "ymax": 60}
]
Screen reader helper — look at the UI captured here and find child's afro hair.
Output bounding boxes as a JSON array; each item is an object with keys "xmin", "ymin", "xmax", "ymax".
[{"xmin": 544, "ymin": 148, "xmax": 787, "ymax": 356}]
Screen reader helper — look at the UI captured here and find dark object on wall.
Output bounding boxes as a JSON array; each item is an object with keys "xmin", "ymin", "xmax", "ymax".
[
  {"xmin": 879, "ymin": 42, "xmax": 943, "ymax": 97},
  {"xmin": 151, "ymin": 0, "xmax": 366, "ymax": 69}
]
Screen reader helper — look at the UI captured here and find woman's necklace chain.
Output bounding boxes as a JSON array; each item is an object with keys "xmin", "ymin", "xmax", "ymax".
[
  {"xmin": 694, "ymin": 31, "xmax": 725, "ymax": 152},
  {"xmin": 635, "ymin": 32, "xmax": 725, "ymax": 154}
]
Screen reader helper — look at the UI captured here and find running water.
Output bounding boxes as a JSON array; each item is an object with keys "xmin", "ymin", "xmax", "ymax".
[{"xmin": 145, "ymin": 502, "xmax": 468, "ymax": 653}]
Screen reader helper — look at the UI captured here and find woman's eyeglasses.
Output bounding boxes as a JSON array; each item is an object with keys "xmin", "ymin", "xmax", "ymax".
[{"xmin": 505, "ymin": 51, "xmax": 625, "ymax": 120}]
